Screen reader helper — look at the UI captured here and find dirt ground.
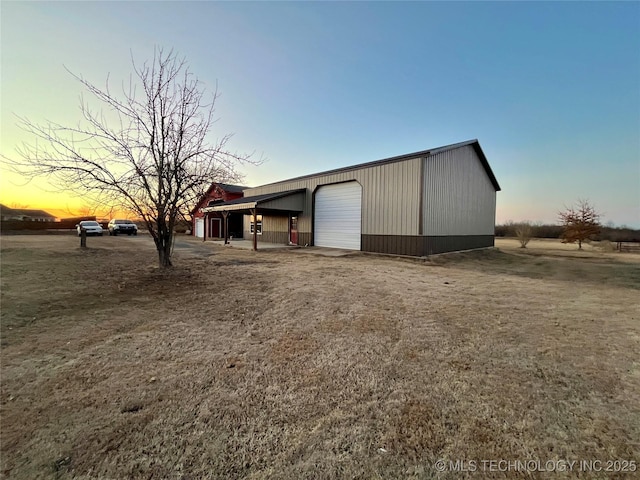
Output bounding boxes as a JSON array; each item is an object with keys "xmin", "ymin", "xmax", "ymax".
[{"xmin": 1, "ymin": 235, "xmax": 639, "ymax": 479}]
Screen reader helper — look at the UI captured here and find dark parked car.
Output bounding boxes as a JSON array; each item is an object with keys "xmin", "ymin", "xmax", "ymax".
[{"xmin": 108, "ymin": 219, "xmax": 138, "ymax": 236}]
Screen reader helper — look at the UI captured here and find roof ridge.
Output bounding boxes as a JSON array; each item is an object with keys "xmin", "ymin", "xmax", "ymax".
[{"xmin": 246, "ymin": 139, "xmax": 499, "ymax": 191}]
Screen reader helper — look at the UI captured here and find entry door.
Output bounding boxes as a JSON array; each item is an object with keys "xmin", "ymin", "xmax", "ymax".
[
  {"xmin": 210, "ymin": 218, "xmax": 221, "ymax": 238},
  {"xmin": 290, "ymin": 216, "xmax": 298, "ymax": 245},
  {"xmin": 195, "ymin": 218, "xmax": 205, "ymax": 238}
]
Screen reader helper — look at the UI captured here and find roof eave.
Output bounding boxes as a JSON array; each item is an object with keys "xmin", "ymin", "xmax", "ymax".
[
  {"xmin": 246, "ymin": 139, "xmax": 500, "ymax": 192},
  {"xmin": 204, "ymin": 202, "xmax": 257, "ymax": 213},
  {"xmin": 469, "ymin": 141, "xmax": 501, "ymax": 191},
  {"xmin": 201, "ymin": 188, "xmax": 306, "ymax": 213}
]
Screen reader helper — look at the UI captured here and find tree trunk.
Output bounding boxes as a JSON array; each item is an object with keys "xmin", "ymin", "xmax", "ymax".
[
  {"xmin": 155, "ymin": 232, "xmax": 173, "ymax": 268},
  {"xmin": 158, "ymin": 248, "xmax": 172, "ymax": 268},
  {"xmin": 578, "ymin": 239, "xmax": 582, "ymax": 250},
  {"xmin": 158, "ymin": 246, "xmax": 172, "ymax": 267}
]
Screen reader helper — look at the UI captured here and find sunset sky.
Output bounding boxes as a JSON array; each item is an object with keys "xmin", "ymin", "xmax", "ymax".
[{"xmin": 1, "ymin": 1, "xmax": 639, "ymax": 226}]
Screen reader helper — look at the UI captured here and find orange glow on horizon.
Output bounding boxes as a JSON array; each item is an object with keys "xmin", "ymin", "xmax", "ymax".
[
  {"xmin": 1, "ymin": 182, "xmax": 132, "ymax": 221},
  {"xmin": 0, "ymin": 169, "xmax": 139, "ymax": 220}
]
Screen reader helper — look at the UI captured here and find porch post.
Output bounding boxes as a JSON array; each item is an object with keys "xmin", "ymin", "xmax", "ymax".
[
  {"xmin": 251, "ymin": 208, "xmax": 258, "ymax": 251},
  {"xmin": 203, "ymin": 212, "xmax": 207, "ymax": 242},
  {"xmin": 222, "ymin": 211, "xmax": 229, "ymax": 245}
]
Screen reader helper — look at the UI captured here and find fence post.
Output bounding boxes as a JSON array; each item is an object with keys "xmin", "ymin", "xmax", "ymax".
[{"xmin": 80, "ymin": 228, "xmax": 87, "ymax": 248}]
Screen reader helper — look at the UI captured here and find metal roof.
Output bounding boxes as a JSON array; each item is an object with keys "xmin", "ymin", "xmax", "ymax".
[
  {"xmin": 215, "ymin": 183, "xmax": 249, "ymax": 194},
  {"xmin": 203, "ymin": 189, "xmax": 306, "ymax": 213},
  {"xmin": 251, "ymin": 139, "xmax": 501, "ymax": 192},
  {"xmin": 190, "ymin": 182, "xmax": 250, "ymax": 214}
]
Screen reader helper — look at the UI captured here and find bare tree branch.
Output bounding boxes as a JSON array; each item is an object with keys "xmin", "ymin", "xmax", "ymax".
[{"xmin": 2, "ymin": 47, "xmax": 257, "ymax": 267}]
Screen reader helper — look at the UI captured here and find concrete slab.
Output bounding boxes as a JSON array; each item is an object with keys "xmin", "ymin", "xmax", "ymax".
[
  {"xmin": 290, "ymin": 246, "xmax": 359, "ymax": 257},
  {"xmin": 208, "ymin": 239, "xmax": 298, "ymax": 250},
  {"xmin": 179, "ymin": 236, "xmax": 357, "ymax": 256}
]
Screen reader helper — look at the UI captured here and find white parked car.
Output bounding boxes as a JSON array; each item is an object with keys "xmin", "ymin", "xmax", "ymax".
[
  {"xmin": 76, "ymin": 221, "xmax": 104, "ymax": 236},
  {"xmin": 108, "ymin": 219, "xmax": 138, "ymax": 236}
]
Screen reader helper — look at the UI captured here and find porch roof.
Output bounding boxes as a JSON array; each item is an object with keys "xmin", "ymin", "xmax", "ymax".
[{"xmin": 202, "ymin": 188, "xmax": 306, "ymax": 214}]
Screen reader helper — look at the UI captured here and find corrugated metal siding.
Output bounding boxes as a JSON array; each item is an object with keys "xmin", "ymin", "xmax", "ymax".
[
  {"xmin": 243, "ymin": 157, "xmax": 422, "ymax": 237},
  {"xmin": 422, "ymin": 145, "xmax": 496, "ymax": 236},
  {"xmin": 259, "ymin": 192, "xmax": 305, "ymax": 212},
  {"xmin": 265, "ymin": 215, "xmax": 288, "ymax": 233},
  {"xmin": 243, "ymin": 230, "xmax": 288, "ymax": 244},
  {"xmin": 243, "ymin": 215, "xmax": 288, "ymax": 237}
]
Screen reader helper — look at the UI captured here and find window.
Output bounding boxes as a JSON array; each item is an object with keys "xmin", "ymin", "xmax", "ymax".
[{"xmin": 250, "ymin": 214, "xmax": 263, "ymax": 235}]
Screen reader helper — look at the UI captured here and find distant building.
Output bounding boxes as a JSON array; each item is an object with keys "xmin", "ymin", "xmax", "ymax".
[{"xmin": 0, "ymin": 204, "xmax": 56, "ymax": 222}]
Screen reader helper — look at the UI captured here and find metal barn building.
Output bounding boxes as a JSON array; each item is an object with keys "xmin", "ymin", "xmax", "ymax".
[{"xmin": 203, "ymin": 139, "xmax": 500, "ymax": 256}]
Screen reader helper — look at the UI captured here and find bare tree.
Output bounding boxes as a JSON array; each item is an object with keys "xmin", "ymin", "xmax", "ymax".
[
  {"xmin": 514, "ymin": 222, "xmax": 532, "ymax": 248},
  {"xmin": 558, "ymin": 199, "xmax": 601, "ymax": 249},
  {"xmin": 9, "ymin": 202, "xmax": 31, "ymax": 209},
  {"xmin": 3, "ymin": 48, "xmax": 252, "ymax": 267}
]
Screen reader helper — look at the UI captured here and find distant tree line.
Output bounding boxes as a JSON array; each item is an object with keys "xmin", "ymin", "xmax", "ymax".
[
  {"xmin": 0, "ymin": 218, "xmax": 107, "ymax": 232},
  {"xmin": 496, "ymin": 222, "xmax": 640, "ymax": 242}
]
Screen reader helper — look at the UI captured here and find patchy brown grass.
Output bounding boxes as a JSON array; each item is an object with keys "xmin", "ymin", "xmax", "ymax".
[{"xmin": 1, "ymin": 235, "xmax": 639, "ymax": 479}]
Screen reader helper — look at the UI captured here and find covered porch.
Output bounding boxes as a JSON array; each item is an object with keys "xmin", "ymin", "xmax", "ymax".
[{"xmin": 201, "ymin": 189, "xmax": 306, "ymax": 251}]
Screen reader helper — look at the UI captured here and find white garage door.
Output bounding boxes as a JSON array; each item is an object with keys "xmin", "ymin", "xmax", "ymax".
[
  {"xmin": 195, "ymin": 218, "xmax": 204, "ymax": 238},
  {"xmin": 314, "ymin": 182, "xmax": 362, "ymax": 250}
]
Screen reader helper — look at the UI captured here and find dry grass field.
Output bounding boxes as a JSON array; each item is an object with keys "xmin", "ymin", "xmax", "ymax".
[{"xmin": 1, "ymin": 235, "xmax": 639, "ymax": 479}]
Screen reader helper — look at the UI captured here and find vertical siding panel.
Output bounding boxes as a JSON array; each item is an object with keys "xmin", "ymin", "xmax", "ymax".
[
  {"xmin": 401, "ymin": 162, "xmax": 406, "ymax": 234},
  {"xmin": 409, "ymin": 160, "xmax": 414, "ymax": 234},
  {"xmin": 403, "ymin": 162, "xmax": 408, "ymax": 235},
  {"xmin": 422, "ymin": 146, "xmax": 496, "ymax": 236},
  {"xmin": 422, "ymin": 158, "xmax": 427, "ymax": 235},
  {"xmin": 397, "ymin": 164, "xmax": 403, "ymax": 234},
  {"xmin": 383, "ymin": 166, "xmax": 388, "ymax": 233},
  {"xmin": 423, "ymin": 157, "xmax": 428, "ymax": 235},
  {"xmin": 364, "ymin": 168, "xmax": 371, "ymax": 234},
  {"xmin": 397, "ymin": 163, "xmax": 403, "ymax": 234},
  {"xmin": 413, "ymin": 158, "xmax": 419, "ymax": 233},
  {"xmin": 378, "ymin": 165, "xmax": 383, "ymax": 233},
  {"xmin": 399, "ymin": 163, "xmax": 405, "ymax": 234},
  {"xmin": 424, "ymin": 156, "xmax": 431, "ymax": 235},
  {"xmin": 409, "ymin": 160, "xmax": 415, "ymax": 234},
  {"xmin": 407, "ymin": 161, "xmax": 412, "ymax": 233},
  {"xmin": 372, "ymin": 167, "xmax": 377, "ymax": 235},
  {"xmin": 392, "ymin": 165, "xmax": 398, "ymax": 234}
]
